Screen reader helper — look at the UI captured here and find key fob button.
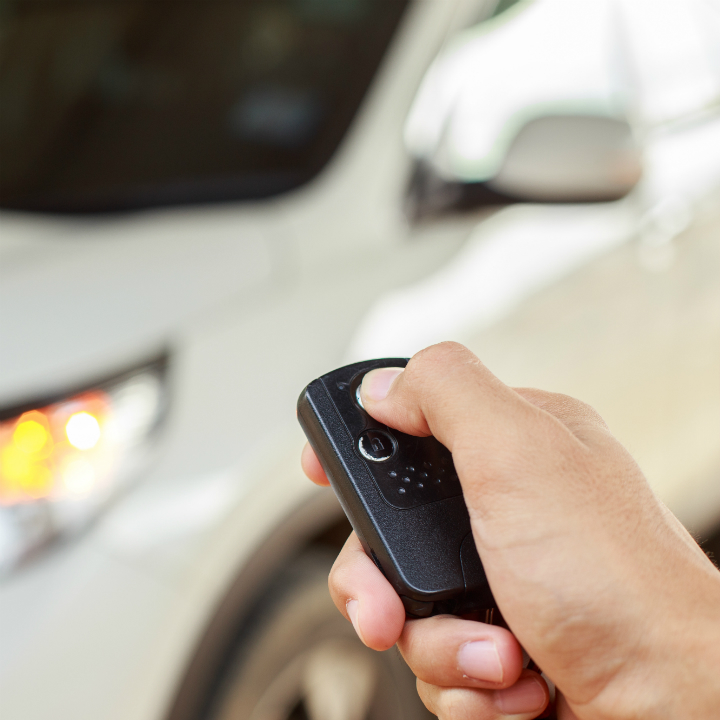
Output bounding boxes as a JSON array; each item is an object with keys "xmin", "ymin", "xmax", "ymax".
[
  {"xmin": 358, "ymin": 430, "xmax": 396, "ymax": 462},
  {"xmin": 355, "ymin": 383, "xmax": 365, "ymax": 409}
]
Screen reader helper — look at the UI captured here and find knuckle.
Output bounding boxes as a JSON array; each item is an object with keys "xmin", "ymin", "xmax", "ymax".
[
  {"xmin": 326, "ymin": 565, "xmax": 343, "ymax": 599},
  {"xmin": 398, "ymin": 620, "xmax": 431, "ymax": 677},
  {"xmin": 436, "ymin": 687, "xmax": 491, "ymax": 720},
  {"xmin": 408, "ymin": 341, "xmax": 472, "ymax": 378},
  {"xmin": 327, "ymin": 555, "xmax": 353, "ymax": 595},
  {"xmin": 415, "ymin": 679, "xmax": 438, "ymax": 715},
  {"xmin": 518, "ymin": 387, "xmax": 608, "ymax": 431},
  {"xmin": 549, "ymin": 392, "xmax": 605, "ymax": 425}
]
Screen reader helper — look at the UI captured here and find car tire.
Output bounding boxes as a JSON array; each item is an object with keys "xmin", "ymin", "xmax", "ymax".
[{"xmin": 206, "ymin": 550, "xmax": 434, "ymax": 720}]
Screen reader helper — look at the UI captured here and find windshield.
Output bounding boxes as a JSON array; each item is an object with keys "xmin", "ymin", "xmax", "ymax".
[{"xmin": 0, "ymin": 0, "xmax": 408, "ymax": 213}]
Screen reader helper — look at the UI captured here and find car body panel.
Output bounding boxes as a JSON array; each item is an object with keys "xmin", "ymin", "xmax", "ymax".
[{"xmin": 0, "ymin": 1, "xmax": 476, "ymax": 718}]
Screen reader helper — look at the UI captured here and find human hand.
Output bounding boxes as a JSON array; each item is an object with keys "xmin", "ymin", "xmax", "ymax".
[{"xmin": 301, "ymin": 343, "xmax": 720, "ymax": 719}]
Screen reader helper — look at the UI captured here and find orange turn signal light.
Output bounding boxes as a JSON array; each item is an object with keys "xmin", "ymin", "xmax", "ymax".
[{"xmin": 0, "ymin": 392, "xmax": 112, "ymax": 505}]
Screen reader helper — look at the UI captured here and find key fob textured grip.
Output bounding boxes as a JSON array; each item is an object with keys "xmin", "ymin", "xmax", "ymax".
[{"xmin": 297, "ymin": 358, "xmax": 495, "ymax": 617}]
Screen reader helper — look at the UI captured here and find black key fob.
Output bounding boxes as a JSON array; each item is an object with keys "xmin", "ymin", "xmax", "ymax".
[{"xmin": 297, "ymin": 358, "xmax": 495, "ymax": 618}]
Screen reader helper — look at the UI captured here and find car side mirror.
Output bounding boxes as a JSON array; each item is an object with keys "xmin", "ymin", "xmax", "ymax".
[
  {"xmin": 404, "ymin": 2, "xmax": 644, "ymax": 220},
  {"xmin": 405, "ymin": 113, "xmax": 642, "ymax": 220},
  {"xmin": 486, "ymin": 113, "xmax": 641, "ymax": 202}
]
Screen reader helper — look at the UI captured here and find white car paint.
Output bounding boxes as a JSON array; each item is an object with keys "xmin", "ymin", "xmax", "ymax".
[{"xmin": 1, "ymin": 1, "xmax": 718, "ymax": 719}]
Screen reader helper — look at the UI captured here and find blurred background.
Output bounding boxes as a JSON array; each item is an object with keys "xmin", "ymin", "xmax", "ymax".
[{"xmin": 1, "ymin": 0, "xmax": 719, "ymax": 719}]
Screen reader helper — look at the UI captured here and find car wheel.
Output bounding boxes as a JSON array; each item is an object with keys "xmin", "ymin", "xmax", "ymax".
[{"xmin": 206, "ymin": 550, "xmax": 433, "ymax": 720}]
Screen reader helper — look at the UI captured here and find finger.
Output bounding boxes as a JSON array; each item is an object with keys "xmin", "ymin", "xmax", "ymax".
[
  {"xmin": 512, "ymin": 387, "xmax": 609, "ymax": 445},
  {"xmin": 328, "ymin": 532, "xmax": 405, "ymax": 651},
  {"xmin": 301, "ymin": 442, "xmax": 330, "ymax": 486},
  {"xmin": 417, "ymin": 671, "xmax": 549, "ymax": 720},
  {"xmin": 359, "ymin": 342, "xmax": 558, "ymax": 449},
  {"xmin": 397, "ymin": 615, "xmax": 524, "ymax": 689},
  {"xmin": 556, "ymin": 691, "xmax": 580, "ymax": 719},
  {"xmin": 358, "ymin": 342, "xmax": 581, "ymax": 507}
]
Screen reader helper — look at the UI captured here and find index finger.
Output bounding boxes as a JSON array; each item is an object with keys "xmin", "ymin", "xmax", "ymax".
[
  {"xmin": 301, "ymin": 442, "xmax": 330, "ymax": 486},
  {"xmin": 329, "ymin": 532, "xmax": 406, "ymax": 651}
]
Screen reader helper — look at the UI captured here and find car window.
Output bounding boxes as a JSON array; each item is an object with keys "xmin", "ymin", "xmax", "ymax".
[{"xmin": 0, "ymin": 0, "xmax": 408, "ymax": 213}]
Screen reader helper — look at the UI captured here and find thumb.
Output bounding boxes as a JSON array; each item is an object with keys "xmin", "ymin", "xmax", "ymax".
[{"xmin": 359, "ymin": 342, "xmax": 595, "ymax": 513}]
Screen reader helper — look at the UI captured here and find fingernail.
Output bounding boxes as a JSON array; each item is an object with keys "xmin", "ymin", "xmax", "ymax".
[
  {"xmin": 457, "ymin": 640, "xmax": 504, "ymax": 683},
  {"xmin": 362, "ymin": 368, "xmax": 403, "ymax": 402},
  {"xmin": 346, "ymin": 599, "xmax": 366, "ymax": 645},
  {"xmin": 494, "ymin": 676, "xmax": 547, "ymax": 715}
]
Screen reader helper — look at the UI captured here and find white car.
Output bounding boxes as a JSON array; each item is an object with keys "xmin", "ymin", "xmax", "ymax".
[{"xmin": 1, "ymin": 1, "xmax": 719, "ymax": 719}]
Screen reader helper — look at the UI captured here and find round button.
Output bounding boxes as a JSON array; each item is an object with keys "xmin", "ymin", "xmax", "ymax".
[
  {"xmin": 349, "ymin": 373, "xmax": 367, "ymax": 410},
  {"xmin": 357, "ymin": 430, "xmax": 396, "ymax": 462}
]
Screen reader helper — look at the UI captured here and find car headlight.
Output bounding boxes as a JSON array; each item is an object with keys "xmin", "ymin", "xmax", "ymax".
[{"xmin": 0, "ymin": 356, "xmax": 168, "ymax": 573}]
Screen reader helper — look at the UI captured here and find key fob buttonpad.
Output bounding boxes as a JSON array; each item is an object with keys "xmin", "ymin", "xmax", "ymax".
[
  {"xmin": 300, "ymin": 358, "xmax": 495, "ymax": 616},
  {"xmin": 325, "ymin": 372, "xmax": 462, "ymax": 510},
  {"xmin": 361, "ymin": 431, "xmax": 462, "ymax": 509}
]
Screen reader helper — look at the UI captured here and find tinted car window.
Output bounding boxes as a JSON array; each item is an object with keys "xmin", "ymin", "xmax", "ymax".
[{"xmin": 0, "ymin": 0, "xmax": 408, "ymax": 213}]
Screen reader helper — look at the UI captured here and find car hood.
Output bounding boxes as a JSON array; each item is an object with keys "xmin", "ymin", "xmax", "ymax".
[{"xmin": 0, "ymin": 205, "xmax": 278, "ymax": 405}]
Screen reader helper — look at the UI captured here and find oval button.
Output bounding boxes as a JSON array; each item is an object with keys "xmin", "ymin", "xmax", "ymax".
[{"xmin": 357, "ymin": 430, "xmax": 396, "ymax": 462}]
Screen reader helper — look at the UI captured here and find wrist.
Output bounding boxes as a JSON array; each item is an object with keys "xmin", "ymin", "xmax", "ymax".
[
  {"xmin": 609, "ymin": 561, "xmax": 720, "ymax": 720},
  {"xmin": 669, "ymin": 568, "xmax": 720, "ymax": 720}
]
